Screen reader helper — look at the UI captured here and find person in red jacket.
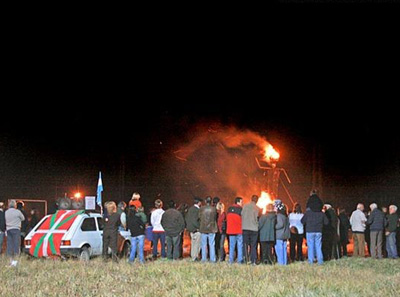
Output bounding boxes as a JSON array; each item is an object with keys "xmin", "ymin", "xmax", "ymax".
[{"xmin": 227, "ymin": 197, "xmax": 243, "ymax": 264}]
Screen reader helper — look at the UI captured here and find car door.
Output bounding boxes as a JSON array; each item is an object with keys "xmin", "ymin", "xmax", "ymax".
[
  {"xmin": 96, "ymin": 217, "xmax": 104, "ymax": 254},
  {"xmin": 80, "ymin": 217, "xmax": 102, "ymax": 255}
]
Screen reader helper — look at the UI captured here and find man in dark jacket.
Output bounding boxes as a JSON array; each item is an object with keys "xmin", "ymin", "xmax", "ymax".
[
  {"xmin": 199, "ymin": 197, "xmax": 218, "ymax": 262},
  {"xmin": 161, "ymin": 200, "xmax": 185, "ymax": 260},
  {"xmin": 258, "ymin": 204, "xmax": 276, "ymax": 264},
  {"xmin": 338, "ymin": 208, "xmax": 351, "ymax": 257},
  {"xmin": 386, "ymin": 205, "xmax": 399, "ymax": 259},
  {"xmin": 301, "ymin": 193, "xmax": 329, "ymax": 265},
  {"xmin": 322, "ymin": 203, "xmax": 339, "ymax": 261},
  {"xmin": 185, "ymin": 197, "xmax": 202, "ymax": 261},
  {"xmin": 366, "ymin": 203, "xmax": 386, "ymax": 259}
]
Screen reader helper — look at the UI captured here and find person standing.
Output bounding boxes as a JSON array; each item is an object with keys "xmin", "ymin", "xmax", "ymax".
[
  {"xmin": 117, "ymin": 201, "xmax": 127, "ymax": 231},
  {"xmin": 322, "ymin": 203, "xmax": 339, "ymax": 261},
  {"xmin": 338, "ymin": 208, "xmax": 351, "ymax": 257},
  {"xmin": 216, "ymin": 202, "xmax": 227, "ymax": 261},
  {"xmin": 16, "ymin": 201, "xmax": 28, "ymax": 252},
  {"xmin": 288, "ymin": 203, "xmax": 304, "ymax": 262},
  {"xmin": 199, "ymin": 197, "xmax": 218, "ymax": 262},
  {"xmin": 185, "ymin": 197, "xmax": 203, "ymax": 261},
  {"xmin": 227, "ymin": 197, "xmax": 244, "ymax": 264},
  {"xmin": 366, "ymin": 203, "xmax": 386, "ymax": 259},
  {"xmin": 386, "ymin": 205, "xmax": 399, "ymax": 259},
  {"xmin": 127, "ymin": 205, "xmax": 145, "ymax": 264},
  {"xmin": 0, "ymin": 202, "xmax": 6, "ymax": 255},
  {"xmin": 5, "ymin": 200, "xmax": 25, "ymax": 266},
  {"xmin": 275, "ymin": 201, "xmax": 290, "ymax": 265},
  {"xmin": 102, "ymin": 201, "xmax": 121, "ymax": 262},
  {"xmin": 161, "ymin": 200, "xmax": 185, "ymax": 260},
  {"xmin": 301, "ymin": 193, "xmax": 328, "ymax": 265},
  {"xmin": 151, "ymin": 199, "xmax": 166, "ymax": 260},
  {"xmin": 350, "ymin": 203, "xmax": 367, "ymax": 257},
  {"xmin": 259, "ymin": 203, "xmax": 276, "ymax": 265},
  {"xmin": 241, "ymin": 195, "xmax": 261, "ymax": 265}
]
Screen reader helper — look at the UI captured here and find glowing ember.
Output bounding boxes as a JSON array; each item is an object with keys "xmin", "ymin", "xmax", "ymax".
[
  {"xmin": 264, "ymin": 145, "xmax": 280, "ymax": 163},
  {"xmin": 256, "ymin": 191, "xmax": 273, "ymax": 214}
]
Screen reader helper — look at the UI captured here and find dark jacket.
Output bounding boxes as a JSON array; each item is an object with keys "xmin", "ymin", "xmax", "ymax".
[
  {"xmin": 0, "ymin": 210, "xmax": 5, "ymax": 232},
  {"xmin": 386, "ymin": 213, "xmax": 399, "ymax": 233},
  {"xmin": 259, "ymin": 211, "xmax": 276, "ymax": 242},
  {"xmin": 367, "ymin": 208, "xmax": 386, "ymax": 231},
  {"xmin": 338, "ymin": 213, "xmax": 351, "ymax": 243},
  {"xmin": 104, "ymin": 213, "xmax": 121, "ymax": 233},
  {"xmin": 301, "ymin": 210, "xmax": 329, "ymax": 233},
  {"xmin": 127, "ymin": 211, "xmax": 145, "ymax": 237},
  {"xmin": 276, "ymin": 213, "xmax": 290, "ymax": 240},
  {"xmin": 161, "ymin": 208, "xmax": 185, "ymax": 237},
  {"xmin": 199, "ymin": 205, "xmax": 218, "ymax": 234},
  {"xmin": 324, "ymin": 208, "xmax": 338, "ymax": 235},
  {"xmin": 185, "ymin": 205, "xmax": 200, "ymax": 233},
  {"xmin": 306, "ymin": 194, "xmax": 323, "ymax": 212}
]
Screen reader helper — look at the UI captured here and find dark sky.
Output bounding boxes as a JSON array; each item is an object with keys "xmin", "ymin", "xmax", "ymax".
[{"xmin": 1, "ymin": 49, "xmax": 399, "ymax": 212}]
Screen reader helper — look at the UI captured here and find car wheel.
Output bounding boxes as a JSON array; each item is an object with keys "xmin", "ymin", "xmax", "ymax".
[
  {"xmin": 79, "ymin": 247, "xmax": 90, "ymax": 262},
  {"xmin": 121, "ymin": 241, "xmax": 131, "ymax": 258}
]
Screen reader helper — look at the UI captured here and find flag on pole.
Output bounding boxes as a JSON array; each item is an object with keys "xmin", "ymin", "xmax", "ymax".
[{"xmin": 96, "ymin": 171, "xmax": 103, "ymax": 207}]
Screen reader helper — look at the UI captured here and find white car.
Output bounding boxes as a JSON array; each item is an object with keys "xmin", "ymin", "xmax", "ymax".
[{"xmin": 24, "ymin": 212, "xmax": 131, "ymax": 261}]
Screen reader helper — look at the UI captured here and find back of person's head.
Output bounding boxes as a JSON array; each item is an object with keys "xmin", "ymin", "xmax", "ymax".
[
  {"xmin": 212, "ymin": 197, "xmax": 220, "ymax": 205},
  {"xmin": 293, "ymin": 203, "xmax": 302, "ymax": 214},
  {"xmin": 234, "ymin": 197, "xmax": 243, "ymax": 205},
  {"xmin": 9, "ymin": 200, "xmax": 17, "ymax": 209},
  {"xmin": 128, "ymin": 205, "xmax": 137, "ymax": 216},
  {"xmin": 266, "ymin": 203, "xmax": 275, "ymax": 213},
  {"xmin": 357, "ymin": 203, "xmax": 364, "ymax": 211},
  {"xmin": 155, "ymin": 199, "xmax": 163, "ymax": 209},
  {"xmin": 168, "ymin": 200, "xmax": 176, "ymax": 209},
  {"xmin": 370, "ymin": 203, "xmax": 378, "ymax": 210},
  {"xmin": 0, "ymin": 201, "xmax": 4, "ymax": 209},
  {"xmin": 216, "ymin": 202, "xmax": 225, "ymax": 213},
  {"xmin": 131, "ymin": 192, "xmax": 141, "ymax": 201},
  {"xmin": 205, "ymin": 196, "xmax": 212, "ymax": 205},
  {"xmin": 194, "ymin": 197, "xmax": 203, "ymax": 205},
  {"xmin": 105, "ymin": 201, "xmax": 117, "ymax": 214},
  {"xmin": 339, "ymin": 208, "xmax": 346, "ymax": 215},
  {"xmin": 118, "ymin": 201, "xmax": 126, "ymax": 209},
  {"xmin": 251, "ymin": 195, "xmax": 258, "ymax": 203},
  {"xmin": 277, "ymin": 203, "xmax": 287, "ymax": 216},
  {"xmin": 17, "ymin": 201, "xmax": 24, "ymax": 210}
]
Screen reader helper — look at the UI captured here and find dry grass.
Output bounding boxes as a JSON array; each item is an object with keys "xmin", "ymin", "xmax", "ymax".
[{"xmin": 0, "ymin": 256, "xmax": 399, "ymax": 297}]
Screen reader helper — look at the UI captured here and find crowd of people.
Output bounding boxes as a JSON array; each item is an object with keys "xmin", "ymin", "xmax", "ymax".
[
  {"xmin": 103, "ymin": 191, "xmax": 400, "ymax": 265},
  {"xmin": 1, "ymin": 192, "xmax": 399, "ymax": 267},
  {"xmin": 0, "ymin": 200, "xmax": 40, "ymax": 266}
]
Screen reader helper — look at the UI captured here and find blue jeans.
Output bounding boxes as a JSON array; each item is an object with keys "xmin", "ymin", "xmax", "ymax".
[
  {"xmin": 306, "ymin": 232, "xmax": 323, "ymax": 265},
  {"xmin": 0, "ymin": 232, "xmax": 4, "ymax": 254},
  {"xmin": 129, "ymin": 235, "xmax": 145, "ymax": 263},
  {"xmin": 386, "ymin": 232, "xmax": 398, "ymax": 259},
  {"xmin": 229, "ymin": 234, "xmax": 243, "ymax": 264},
  {"xmin": 201, "ymin": 233, "xmax": 216, "ymax": 262},
  {"xmin": 275, "ymin": 239, "xmax": 288, "ymax": 265},
  {"xmin": 152, "ymin": 232, "xmax": 166, "ymax": 258}
]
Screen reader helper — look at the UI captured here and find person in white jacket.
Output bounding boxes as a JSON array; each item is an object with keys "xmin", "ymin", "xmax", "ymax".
[
  {"xmin": 350, "ymin": 203, "xmax": 367, "ymax": 257},
  {"xmin": 151, "ymin": 199, "xmax": 166, "ymax": 259}
]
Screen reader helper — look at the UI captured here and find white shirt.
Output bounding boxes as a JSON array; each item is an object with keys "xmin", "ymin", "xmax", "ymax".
[
  {"xmin": 151, "ymin": 208, "xmax": 165, "ymax": 232},
  {"xmin": 289, "ymin": 212, "xmax": 304, "ymax": 234}
]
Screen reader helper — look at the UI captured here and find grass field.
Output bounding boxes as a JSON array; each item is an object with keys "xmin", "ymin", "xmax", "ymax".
[{"xmin": 0, "ymin": 256, "xmax": 399, "ymax": 297}]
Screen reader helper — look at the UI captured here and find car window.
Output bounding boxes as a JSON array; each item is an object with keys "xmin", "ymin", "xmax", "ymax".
[
  {"xmin": 81, "ymin": 218, "xmax": 96, "ymax": 232},
  {"xmin": 96, "ymin": 217, "xmax": 104, "ymax": 231}
]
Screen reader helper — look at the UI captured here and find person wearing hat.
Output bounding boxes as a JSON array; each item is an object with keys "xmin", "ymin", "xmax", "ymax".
[{"xmin": 0, "ymin": 202, "xmax": 6, "ymax": 255}]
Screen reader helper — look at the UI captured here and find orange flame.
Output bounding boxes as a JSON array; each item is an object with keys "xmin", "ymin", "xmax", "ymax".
[
  {"xmin": 256, "ymin": 191, "xmax": 274, "ymax": 214},
  {"xmin": 264, "ymin": 145, "xmax": 280, "ymax": 162}
]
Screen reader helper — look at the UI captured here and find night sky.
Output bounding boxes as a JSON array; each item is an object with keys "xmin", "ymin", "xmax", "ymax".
[{"xmin": 1, "ymin": 66, "xmax": 399, "ymax": 213}]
